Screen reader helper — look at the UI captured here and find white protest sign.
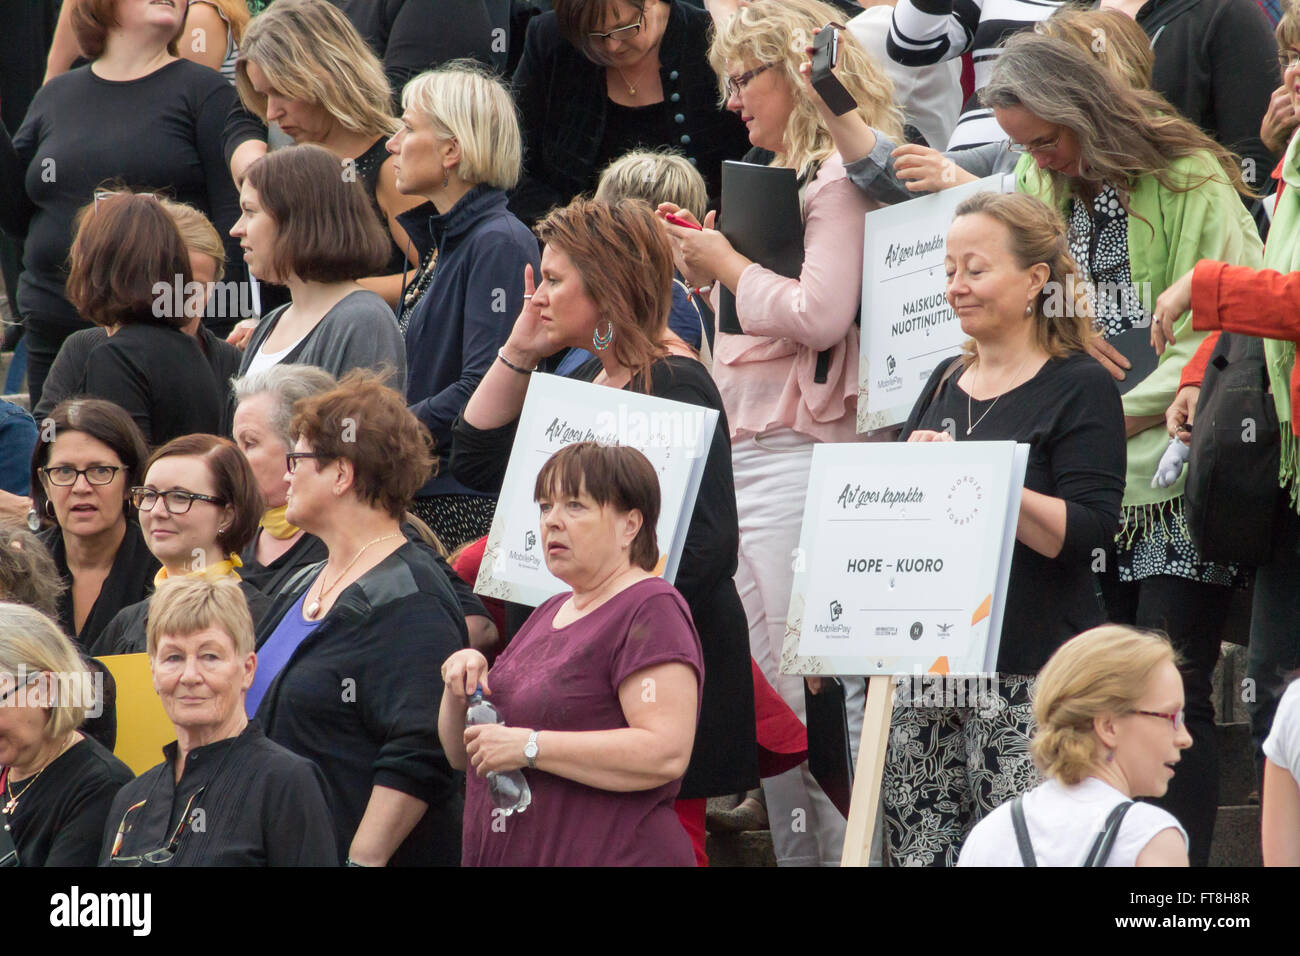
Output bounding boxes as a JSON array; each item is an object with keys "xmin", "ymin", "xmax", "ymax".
[
  {"xmin": 474, "ymin": 374, "xmax": 717, "ymax": 608},
  {"xmin": 781, "ymin": 440, "xmax": 1028, "ymax": 678},
  {"xmin": 858, "ymin": 176, "xmax": 1005, "ymax": 433}
]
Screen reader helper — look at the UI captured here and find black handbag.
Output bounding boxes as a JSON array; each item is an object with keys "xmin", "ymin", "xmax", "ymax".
[{"xmin": 1184, "ymin": 332, "xmax": 1284, "ymax": 566}]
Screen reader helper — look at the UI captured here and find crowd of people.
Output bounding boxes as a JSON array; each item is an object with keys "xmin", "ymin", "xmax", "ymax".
[{"xmin": 1, "ymin": 0, "xmax": 1299, "ymax": 869}]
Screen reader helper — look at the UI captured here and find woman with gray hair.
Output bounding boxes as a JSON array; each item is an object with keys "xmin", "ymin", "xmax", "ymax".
[
  {"xmin": 385, "ymin": 61, "xmax": 540, "ymax": 550},
  {"xmin": 0, "ymin": 604, "xmax": 132, "ymax": 867},
  {"xmin": 231, "ymin": 363, "xmax": 337, "ymax": 598},
  {"xmin": 984, "ymin": 31, "xmax": 1263, "ymax": 866}
]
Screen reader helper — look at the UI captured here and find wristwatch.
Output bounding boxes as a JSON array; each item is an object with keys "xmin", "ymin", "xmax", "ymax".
[{"xmin": 524, "ymin": 731, "xmax": 540, "ymax": 769}]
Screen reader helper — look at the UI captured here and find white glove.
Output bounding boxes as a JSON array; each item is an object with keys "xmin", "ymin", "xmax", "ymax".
[{"xmin": 1151, "ymin": 436, "xmax": 1191, "ymax": 489}]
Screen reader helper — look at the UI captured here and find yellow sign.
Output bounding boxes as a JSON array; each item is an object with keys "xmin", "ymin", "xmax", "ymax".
[{"xmin": 97, "ymin": 654, "xmax": 174, "ymax": 775}]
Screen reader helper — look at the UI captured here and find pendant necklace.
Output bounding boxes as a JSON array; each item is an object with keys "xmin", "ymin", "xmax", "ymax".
[
  {"xmin": 305, "ymin": 533, "xmax": 404, "ymax": 618},
  {"xmin": 966, "ymin": 353, "xmax": 1032, "ymax": 436}
]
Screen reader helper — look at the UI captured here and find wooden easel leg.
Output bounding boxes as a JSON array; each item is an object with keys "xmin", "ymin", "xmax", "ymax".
[{"xmin": 840, "ymin": 673, "xmax": 894, "ymax": 867}]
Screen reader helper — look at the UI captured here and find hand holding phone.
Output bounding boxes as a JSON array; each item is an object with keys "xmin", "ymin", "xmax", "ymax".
[{"xmin": 810, "ymin": 24, "xmax": 858, "ymax": 117}]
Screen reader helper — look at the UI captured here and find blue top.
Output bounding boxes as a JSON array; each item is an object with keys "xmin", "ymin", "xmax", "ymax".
[
  {"xmin": 397, "ymin": 186, "xmax": 540, "ymax": 498},
  {"xmin": 0, "ymin": 399, "xmax": 37, "ymax": 495},
  {"xmin": 245, "ymin": 588, "xmax": 321, "ymax": 717}
]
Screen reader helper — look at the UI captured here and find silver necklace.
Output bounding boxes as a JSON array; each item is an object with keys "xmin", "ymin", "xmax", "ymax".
[{"xmin": 966, "ymin": 354, "xmax": 1032, "ymax": 436}]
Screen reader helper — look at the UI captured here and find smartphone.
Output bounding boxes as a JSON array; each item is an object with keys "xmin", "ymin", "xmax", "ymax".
[
  {"xmin": 810, "ymin": 25, "xmax": 858, "ymax": 117},
  {"xmin": 664, "ymin": 212, "xmax": 702, "ymax": 230}
]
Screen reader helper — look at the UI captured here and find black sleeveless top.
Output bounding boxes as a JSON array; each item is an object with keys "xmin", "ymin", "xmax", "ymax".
[{"xmin": 352, "ymin": 136, "xmax": 412, "ymax": 277}]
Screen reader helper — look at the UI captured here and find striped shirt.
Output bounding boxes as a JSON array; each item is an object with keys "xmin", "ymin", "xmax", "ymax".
[
  {"xmin": 189, "ymin": 0, "xmax": 240, "ymax": 85},
  {"xmin": 887, "ymin": 0, "xmax": 1065, "ymax": 150}
]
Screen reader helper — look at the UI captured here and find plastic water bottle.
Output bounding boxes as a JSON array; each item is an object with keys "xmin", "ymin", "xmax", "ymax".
[{"xmin": 465, "ymin": 688, "xmax": 532, "ymax": 816}]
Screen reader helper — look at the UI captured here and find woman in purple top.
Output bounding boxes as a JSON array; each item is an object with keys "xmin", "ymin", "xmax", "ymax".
[{"xmin": 439, "ymin": 442, "xmax": 703, "ymax": 866}]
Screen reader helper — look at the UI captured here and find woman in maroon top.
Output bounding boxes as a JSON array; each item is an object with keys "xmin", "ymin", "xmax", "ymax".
[{"xmin": 439, "ymin": 442, "xmax": 703, "ymax": 866}]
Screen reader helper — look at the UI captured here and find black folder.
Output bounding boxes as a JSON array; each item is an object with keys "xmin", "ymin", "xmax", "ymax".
[
  {"xmin": 717, "ymin": 160, "xmax": 805, "ymax": 335},
  {"xmin": 1108, "ymin": 326, "xmax": 1160, "ymax": 395},
  {"xmin": 805, "ymin": 677, "xmax": 853, "ymax": 819}
]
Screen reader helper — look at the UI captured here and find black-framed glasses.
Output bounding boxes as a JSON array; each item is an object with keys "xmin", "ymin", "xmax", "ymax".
[
  {"xmin": 108, "ymin": 788, "xmax": 206, "ymax": 866},
  {"xmin": 130, "ymin": 487, "xmax": 227, "ymax": 515},
  {"xmin": 1279, "ymin": 49, "xmax": 1300, "ymax": 71},
  {"xmin": 1135, "ymin": 709, "xmax": 1186, "ymax": 730},
  {"xmin": 0, "ymin": 672, "xmax": 39, "ymax": 706},
  {"xmin": 1008, "ymin": 132, "xmax": 1062, "ymax": 155},
  {"xmin": 285, "ymin": 451, "xmax": 332, "ymax": 474},
  {"xmin": 40, "ymin": 464, "xmax": 124, "ymax": 487},
  {"xmin": 589, "ymin": 12, "xmax": 642, "ymax": 42},
  {"xmin": 726, "ymin": 62, "xmax": 777, "ymax": 99}
]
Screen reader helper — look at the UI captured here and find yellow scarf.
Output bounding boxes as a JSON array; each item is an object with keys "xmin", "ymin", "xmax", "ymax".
[
  {"xmin": 154, "ymin": 553, "xmax": 243, "ymax": 588},
  {"xmin": 259, "ymin": 506, "xmax": 300, "ymax": 540}
]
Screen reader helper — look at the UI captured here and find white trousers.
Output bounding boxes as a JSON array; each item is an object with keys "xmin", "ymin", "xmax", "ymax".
[{"xmin": 732, "ymin": 429, "xmax": 875, "ymax": 866}]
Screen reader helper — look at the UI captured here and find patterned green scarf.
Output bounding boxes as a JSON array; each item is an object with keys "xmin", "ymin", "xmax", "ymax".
[{"xmin": 1263, "ymin": 133, "xmax": 1300, "ymax": 509}]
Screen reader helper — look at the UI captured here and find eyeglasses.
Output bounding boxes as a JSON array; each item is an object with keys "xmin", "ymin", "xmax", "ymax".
[
  {"xmin": 0, "ymin": 673, "xmax": 39, "ymax": 706},
  {"xmin": 726, "ymin": 63, "xmax": 777, "ymax": 99},
  {"xmin": 130, "ymin": 487, "xmax": 227, "ymax": 515},
  {"xmin": 107, "ymin": 788, "xmax": 206, "ymax": 866},
  {"xmin": 285, "ymin": 451, "xmax": 332, "ymax": 474},
  {"xmin": 40, "ymin": 464, "xmax": 124, "ymax": 486},
  {"xmin": 589, "ymin": 13, "xmax": 642, "ymax": 42},
  {"xmin": 1008, "ymin": 132, "xmax": 1062, "ymax": 155},
  {"xmin": 1134, "ymin": 709, "xmax": 1186, "ymax": 730},
  {"xmin": 1279, "ymin": 49, "xmax": 1300, "ymax": 71}
]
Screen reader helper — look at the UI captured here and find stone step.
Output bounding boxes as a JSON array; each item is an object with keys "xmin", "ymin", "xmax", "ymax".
[
  {"xmin": 1208, "ymin": 805, "xmax": 1262, "ymax": 867},
  {"xmin": 706, "ymin": 829, "xmax": 776, "ymax": 867},
  {"xmin": 1218, "ymin": 721, "xmax": 1257, "ymax": 806}
]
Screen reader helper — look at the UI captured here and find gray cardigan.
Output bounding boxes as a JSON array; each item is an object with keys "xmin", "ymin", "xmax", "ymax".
[
  {"xmin": 239, "ymin": 289, "xmax": 406, "ymax": 390},
  {"xmin": 844, "ymin": 133, "xmax": 1018, "ymax": 205}
]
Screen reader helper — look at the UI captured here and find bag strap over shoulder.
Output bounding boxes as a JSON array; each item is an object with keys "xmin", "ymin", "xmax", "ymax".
[
  {"xmin": 1010, "ymin": 795, "xmax": 1036, "ymax": 867},
  {"xmin": 1082, "ymin": 800, "xmax": 1135, "ymax": 867}
]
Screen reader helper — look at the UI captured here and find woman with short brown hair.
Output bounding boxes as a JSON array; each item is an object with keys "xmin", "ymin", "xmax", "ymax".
[
  {"xmin": 451, "ymin": 196, "xmax": 759, "ymax": 865},
  {"xmin": 89, "ymin": 434, "xmax": 270, "ymax": 657},
  {"xmin": 249, "ymin": 370, "xmax": 467, "ymax": 866},
  {"xmin": 0, "ymin": 0, "xmax": 241, "ymax": 409},
  {"xmin": 63, "ymin": 192, "xmax": 223, "ymax": 446},
  {"xmin": 233, "ymin": 144, "xmax": 406, "ymax": 390}
]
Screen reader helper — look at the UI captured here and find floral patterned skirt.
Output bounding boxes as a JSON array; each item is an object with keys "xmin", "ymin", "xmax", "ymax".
[{"xmin": 882, "ymin": 673, "xmax": 1040, "ymax": 867}]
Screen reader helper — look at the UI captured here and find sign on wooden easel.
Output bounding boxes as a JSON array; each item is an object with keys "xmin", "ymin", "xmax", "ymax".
[{"xmin": 779, "ymin": 441, "xmax": 1028, "ymax": 865}]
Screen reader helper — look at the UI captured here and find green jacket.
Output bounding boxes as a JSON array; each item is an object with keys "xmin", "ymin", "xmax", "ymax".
[{"xmin": 1016, "ymin": 152, "xmax": 1263, "ymax": 512}]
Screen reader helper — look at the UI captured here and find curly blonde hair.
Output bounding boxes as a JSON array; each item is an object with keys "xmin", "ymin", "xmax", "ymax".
[
  {"xmin": 709, "ymin": 0, "xmax": 904, "ymax": 177},
  {"xmin": 1031, "ymin": 625, "xmax": 1180, "ymax": 785}
]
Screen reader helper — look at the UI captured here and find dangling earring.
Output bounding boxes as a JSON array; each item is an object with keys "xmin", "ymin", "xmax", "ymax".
[
  {"xmin": 1025, "ymin": 301, "xmax": 1034, "ymax": 318},
  {"xmin": 1105, "ymin": 749, "xmax": 1114, "ymax": 763},
  {"xmin": 593, "ymin": 319, "xmax": 614, "ymax": 352}
]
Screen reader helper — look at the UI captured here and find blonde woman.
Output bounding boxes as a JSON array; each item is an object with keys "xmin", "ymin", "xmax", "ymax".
[
  {"xmin": 893, "ymin": 192, "xmax": 1125, "ymax": 867},
  {"xmin": 229, "ymin": 0, "xmax": 420, "ymax": 309},
  {"xmin": 0, "ymin": 604, "xmax": 133, "ymax": 867},
  {"xmin": 384, "ymin": 62, "xmax": 539, "ymax": 549},
  {"xmin": 661, "ymin": 0, "xmax": 903, "ymax": 868},
  {"xmin": 958, "ymin": 625, "xmax": 1191, "ymax": 867}
]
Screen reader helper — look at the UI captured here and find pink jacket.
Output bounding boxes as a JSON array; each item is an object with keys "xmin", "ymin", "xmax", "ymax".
[{"xmin": 711, "ymin": 154, "xmax": 877, "ymax": 443}]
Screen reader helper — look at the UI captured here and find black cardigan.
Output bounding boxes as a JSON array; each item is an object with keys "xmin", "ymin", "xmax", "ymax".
[
  {"xmin": 43, "ymin": 520, "xmax": 160, "ymax": 652},
  {"xmin": 253, "ymin": 542, "xmax": 468, "ymax": 866},
  {"xmin": 509, "ymin": 0, "xmax": 751, "ymax": 226},
  {"xmin": 450, "ymin": 357, "xmax": 760, "ymax": 799}
]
